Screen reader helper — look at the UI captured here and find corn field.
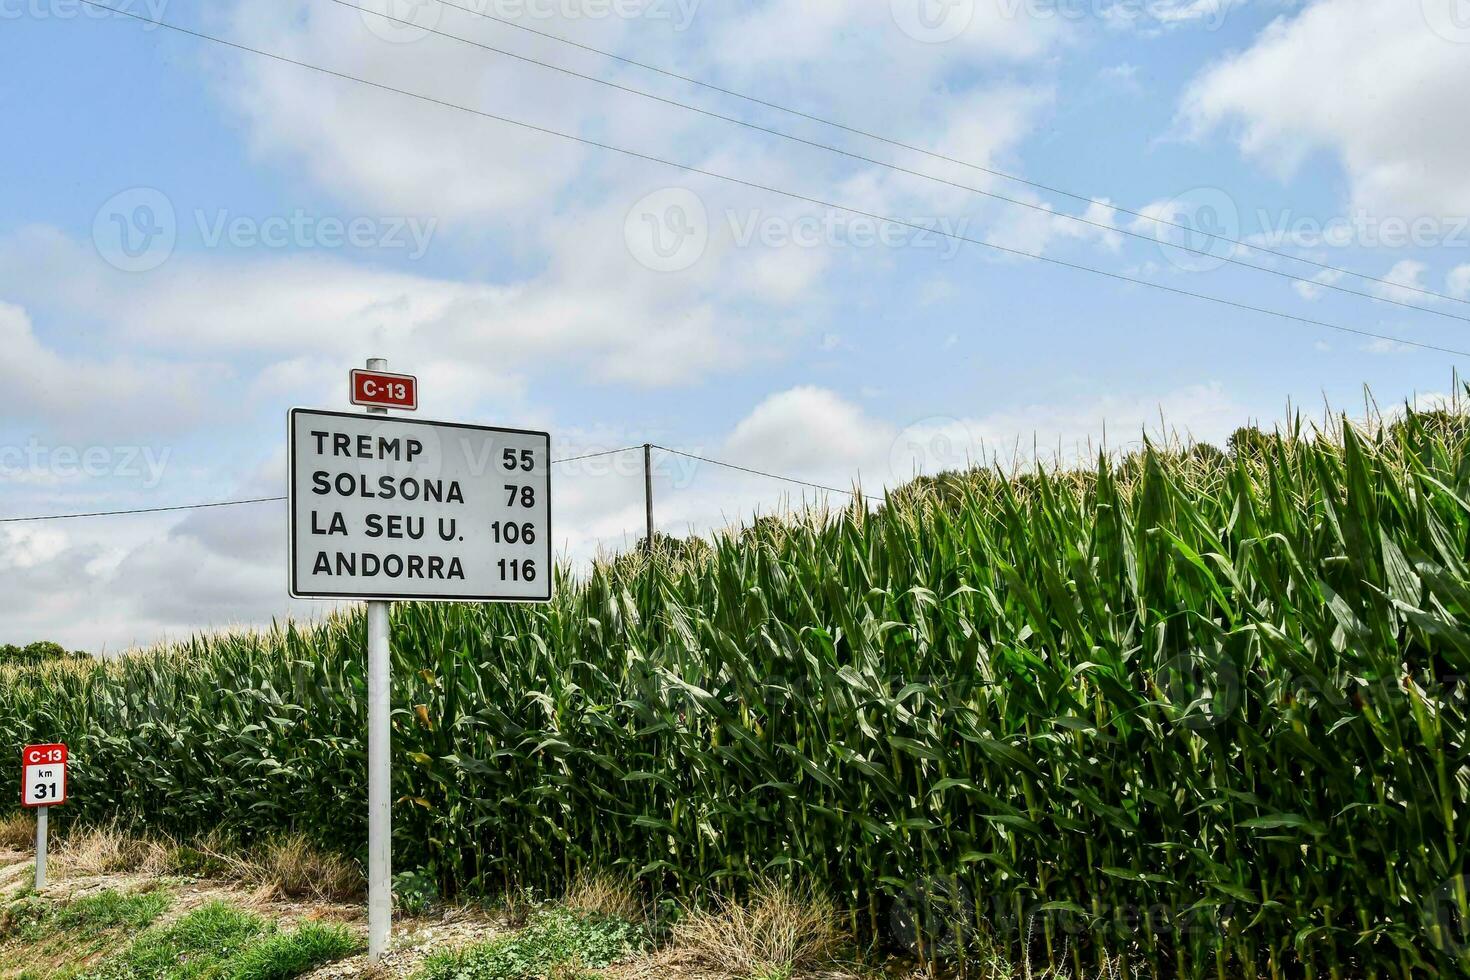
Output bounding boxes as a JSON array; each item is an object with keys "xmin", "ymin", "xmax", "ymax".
[{"xmin": 3, "ymin": 409, "xmax": 1468, "ymax": 978}]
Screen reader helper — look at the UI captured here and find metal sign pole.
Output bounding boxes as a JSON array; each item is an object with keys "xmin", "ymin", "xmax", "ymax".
[
  {"xmin": 643, "ymin": 444, "xmax": 654, "ymax": 554},
  {"xmin": 364, "ymin": 356, "xmax": 392, "ymax": 962},
  {"xmin": 34, "ymin": 805, "xmax": 47, "ymax": 890}
]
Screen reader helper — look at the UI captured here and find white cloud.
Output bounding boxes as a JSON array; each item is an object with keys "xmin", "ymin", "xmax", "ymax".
[
  {"xmin": 1450, "ymin": 265, "xmax": 1470, "ymax": 300},
  {"xmin": 0, "ymin": 300, "xmax": 225, "ymax": 438},
  {"xmin": 1374, "ymin": 260, "xmax": 1430, "ymax": 305},
  {"xmin": 1294, "ymin": 269, "xmax": 1343, "ymax": 301},
  {"xmin": 1, "ymin": 380, "xmax": 1256, "ymax": 650},
  {"xmin": 1180, "ymin": 1, "xmax": 1470, "ymax": 217}
]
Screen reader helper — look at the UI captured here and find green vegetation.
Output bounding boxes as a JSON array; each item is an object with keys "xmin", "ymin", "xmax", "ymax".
[
  {"xmin": 48, "ymin": 890, "xmax": 172, "ymax": 939},
  {"xmin": 221, "ymin": 923, "xmax": 360, "ymax": 980},
  {"xmin": 418, "ymin": 908, "xmax": 643, "ymax": 980},
  {"xmin": 0, "ymin": 888, "xmax": 172, "ymax": 977},
  {"xmin": 0, "ymin": 642, "xmax": 85, "ymax": 668},
  {"xmin": 88, "ymin": 901, "xmax": 358, "ymax": 980},
  {"xmin": 3, "ymin": 406, "xmax": 1469, "ymax": 977}
]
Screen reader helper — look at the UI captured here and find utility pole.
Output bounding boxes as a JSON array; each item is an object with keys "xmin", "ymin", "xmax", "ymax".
[
  {"xmin": 364, "ymin": 357, "xmax": 392, "ymax": 962},
  {"xmin": 643, "ymin": 443, "xmax": 654, "ymax": 555}
]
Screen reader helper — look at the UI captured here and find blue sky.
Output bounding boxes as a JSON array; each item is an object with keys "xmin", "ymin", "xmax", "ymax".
[{"xmin": 3, "ymin": 0, "xmax": 1469, "ymax": 649}]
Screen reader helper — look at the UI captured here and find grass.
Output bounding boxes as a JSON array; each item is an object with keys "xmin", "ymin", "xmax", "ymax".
[
  {"xmin": 560, "ymin": 874, "xmax": 643, "ymax": 926},
  {"xmin": 418, "ymin": 908, "xmax": 644, "ymax": 980},
  {"xmin": 89, "ymin": 900, "xmax": 360, "ymax": 980},
  {"xmin": 195, "ymin": 836, "xmax": 363, "ymax": 903},
  {"xmin": 0, "ymin": 812, "xmax": 32, "ymax": 851},
  {"xmin": 0, "ymin": 887, "xmax": 173, "ymax": 977},
  {"xmin": 4, "ymin": 403, "xmax": 1470, "ymax": 977},
  {"xmin": 49, "ymin": 889, "xmax": 172, "ymax": 938},
  {"xmin": 223, "ymin": 923, "xmax": 360, "ymax": 980},
  {"xmin": 672, "ymin": 882, "xmax": 846, "ymax": 980}
]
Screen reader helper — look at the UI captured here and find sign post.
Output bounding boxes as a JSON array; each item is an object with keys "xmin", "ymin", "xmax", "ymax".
[
  {"xmin": 288, "ymin": 361, "xmax": 551, "ymax": 960},
  {"xmin": 363, "ymin": 358, "xmax": 393, "ymax": 963},
  {"xmin": 21, "ymin": 743, "xmax": 67, "ymax": 890}
]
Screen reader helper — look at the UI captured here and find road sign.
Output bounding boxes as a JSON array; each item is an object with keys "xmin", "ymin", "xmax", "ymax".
[
  {"xmin": 350, "ymin": 369, "xmax": 418, "ymax": 411},
  {"xmin": 21, "ymin": 744, "xmax": 66, "ymax": 808},
  {"xmin": 288, "ymin": 409, "xmax": 552, "ymax": 602}
]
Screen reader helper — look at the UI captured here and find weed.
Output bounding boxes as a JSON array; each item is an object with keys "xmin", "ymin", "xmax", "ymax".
[
  {"xmin": 673, "ymin": 881, "xmax": 845, "ymax": 979},
  {"xmin": 93, "ymin": 901, "xmax": 269, "ymax": 979},
  {"xmin": 0, "ymin": 812, "xmax": 33, "ymax": 851},
  {"xmin": 561, "ymin": 874, "xmax": 643, "ymax": 925},
  {"xmin": 419, "ymin": 908, "xmax": 644, "ymax": 980},
  {"xmin": 227, "ymin": 922, "xmax": 361, "ymax": 980}
]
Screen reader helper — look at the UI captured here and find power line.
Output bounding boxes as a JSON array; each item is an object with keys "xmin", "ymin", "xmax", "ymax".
[
  {"xmin": 0, "ymin": 445, "xmax": 877, "ymax": 524},
  {"xmin": 0, "ymin": 496, "xmax": 289, "ymax": 524},
  {"xmin": 337, "ymin": 0, "xmax": 1470, "ymax": 324},
  {"xmin": 0, "ymin": 448, "xmax": 644, "ymax": 523},
  {"xmin": 413, "ymin": 0, "xmax": 1470, "ymax": 310},
  {"xmin": 550, "ymin": 446, "xmax": 643, "ymax": 465},
  {"xmin": 72, "ymin": 2, "xmax": 1470, "ymax": 359},
  {"xmin": 653, "ymin": 446, "xmax": 884, "ymax": 503}
]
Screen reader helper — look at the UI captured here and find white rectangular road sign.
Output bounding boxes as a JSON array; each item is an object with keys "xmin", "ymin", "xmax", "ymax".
[{"xmin": 289, "ymin": 409, "xmax": 552, "ymax": 602}]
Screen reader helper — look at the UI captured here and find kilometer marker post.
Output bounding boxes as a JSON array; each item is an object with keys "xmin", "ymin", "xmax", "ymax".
[
  {"xmin": 364, "ymin": 356, "xmax": 393, "ymax": 962},
  {"xmin": 21, "ymin": 743, "xmax": 68, "ymax": 890}
]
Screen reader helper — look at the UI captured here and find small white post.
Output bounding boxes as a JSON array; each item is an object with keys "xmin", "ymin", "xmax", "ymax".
[
  {"xmin": 34, "ymin": 806, "xmax": 48, "ymax": 890},
  {"xmin": 365, "ymin": 356, "xmax": 393, "ymax": 961}
]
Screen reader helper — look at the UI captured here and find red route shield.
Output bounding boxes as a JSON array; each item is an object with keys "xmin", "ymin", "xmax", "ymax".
[
  {"xmin": 350, "ymin": 369, "xmax": 418, "ymax": 411},
  {"xmin": 21, "ymin": 743, "xmax": 67, "ymax": 808}
]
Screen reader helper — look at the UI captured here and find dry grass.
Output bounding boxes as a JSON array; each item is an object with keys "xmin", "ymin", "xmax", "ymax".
[
  {"xmin": 0, "ymin": 812, "xmax": 32, "ymax": 851},
  {"xmin": 672, "ymin": 881, "xmax": 846, "ymax": 979},
  {"xmin": 32, "ymin": 823, "xmax": 360, "ymax": 906},
  {"xmin": 54, "ymin": 824, "xmax": 175, "ymax": 877},
  {"xmin": 209, "ymin": 835, "xmax": 364, "ymax": 903},
  {"xmin": 562, "ymin": 872, "xmax": 644, "ymax": 923}
]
